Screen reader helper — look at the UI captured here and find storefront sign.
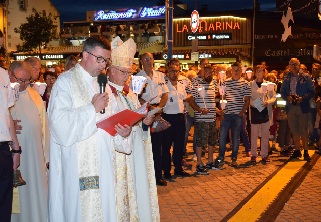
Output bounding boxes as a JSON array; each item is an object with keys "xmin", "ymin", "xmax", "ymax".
[
  {"xmin": 187, "ymin": 33, "xmax": 232, "ymax": 41},
  {"xmin": 15, "ymin": 54, "xmax": 73, "ymax": 61},
  {"xmin": 163, "ymin": 53, "xmax": 213, "ymax": 60},
  {"xmin": 140, "ymin": 6, "xmax": 166, "ymax": 18},
  {"xmin": 16, "ymin": 55, "xmax": 40, "ymax": 60},
  {"xmin": 177, "ymin": 20, "xmax": 240, "ymax": 33},
  {"xmin": 264, "ymin": 48, "xmax": 313, "ymax": 57},
  {"xmin": 94, "ymin": 6, "xmax": 166, "ymax": 21},
  {"xmin": 95, "ymin": 9, "xmax": 137, "ymax": 20}
]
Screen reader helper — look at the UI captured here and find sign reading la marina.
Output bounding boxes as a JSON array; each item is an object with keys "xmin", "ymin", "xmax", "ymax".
[{"xmin": 94, "ymin": 6, "xmax": 166, "ymax": 21}]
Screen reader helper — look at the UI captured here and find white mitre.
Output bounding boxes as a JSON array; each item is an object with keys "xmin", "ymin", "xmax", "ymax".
[{"xmin": 111, "ymin": 36, "xmax": 136, "ymax": 69}]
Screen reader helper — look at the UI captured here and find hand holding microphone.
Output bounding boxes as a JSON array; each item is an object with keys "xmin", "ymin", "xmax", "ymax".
[{"xmin": 92, "ymin": 74, "xmax": 108, "ymax": 113}]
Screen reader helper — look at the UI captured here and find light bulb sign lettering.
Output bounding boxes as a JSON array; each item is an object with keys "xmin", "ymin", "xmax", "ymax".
[{"xmin": 190, "ymin": 10, "xmax": 200, "ymax": 33}]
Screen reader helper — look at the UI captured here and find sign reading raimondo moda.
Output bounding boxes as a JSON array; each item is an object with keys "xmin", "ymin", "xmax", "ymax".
[{"xmin": 173, "ymin": 16, "xmax": 250, "ymax": 47}]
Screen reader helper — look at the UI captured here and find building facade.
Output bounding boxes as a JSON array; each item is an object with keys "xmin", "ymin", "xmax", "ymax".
[{"xmin": 7, "ymin": 0, "xmax": 60, "ymax": 53}]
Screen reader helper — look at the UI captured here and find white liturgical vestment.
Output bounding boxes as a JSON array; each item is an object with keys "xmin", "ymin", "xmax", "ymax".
[{"xmin": 11, "ymin": 86, "xmax": 49, "ymax": 222}]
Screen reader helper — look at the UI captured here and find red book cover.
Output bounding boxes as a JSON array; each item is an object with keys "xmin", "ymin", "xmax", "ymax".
[
  {"xmin": 97, "ymin": 110, "xmax": 144, "ymax": 136},
  {"xmin": 97, "ymin": 103, "xmax": 148, "ymax": 136}
]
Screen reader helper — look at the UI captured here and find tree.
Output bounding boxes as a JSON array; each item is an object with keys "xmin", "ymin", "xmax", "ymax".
[{"xmin": 14, "ymin": 8, "xmax": 57, "ymax": 54}]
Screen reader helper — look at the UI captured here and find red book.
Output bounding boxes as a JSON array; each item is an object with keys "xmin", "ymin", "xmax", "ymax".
[{"xmin": 97, "ymin": 103, "xmax": 148, "ymax": 136}]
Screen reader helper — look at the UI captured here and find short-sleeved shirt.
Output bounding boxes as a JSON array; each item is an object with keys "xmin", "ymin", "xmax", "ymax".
[
  {"xmin": 223, "ymin": 78, "xmax": 251, "ymax": 115},
  {"xmin": 163, "ymin": 79, "xmax": 186, "ymax": 114},
  {"xmin": 191, "ymin": 77, "xmax": 218, "ymax": 122},
  {"xmin": 0, "ymin": 68, "xmax": 15, "ymax": 141},
  {"xmin": 135, "ymin": 70, "xmax": 169, "ymax": 104}
]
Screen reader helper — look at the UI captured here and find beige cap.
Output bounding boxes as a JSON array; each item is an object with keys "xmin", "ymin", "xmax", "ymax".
[{"xmin": 111, "ymin": 36, "xmax": 136, "ymax": 69}]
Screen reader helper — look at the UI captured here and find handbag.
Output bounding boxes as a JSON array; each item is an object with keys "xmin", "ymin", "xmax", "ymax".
[
  {"xmin": 151, "ymin": 117, "xmax": 171, "ymax": 133},
  {"xmin": 250, "ymin": 106, "xmax": 269, "ymax": 124}
]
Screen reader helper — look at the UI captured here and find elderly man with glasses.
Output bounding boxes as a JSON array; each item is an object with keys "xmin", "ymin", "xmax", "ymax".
[
  {"xmin": 24, "ymin": 56, "xmax": 41, "ymax": 83},
  {"xmin": 280, "ymin": 58, "xmax": 315, "ymax": 161},
  {"xmin": 9, "ymin": 61, "xmax": 50, "ymax": 222}
]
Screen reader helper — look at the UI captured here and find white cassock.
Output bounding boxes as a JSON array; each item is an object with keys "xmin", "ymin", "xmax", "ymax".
[
  {"xmin": 107, "ymin": 81, "xmax": 160, "ymax": 222},
  {"xmin": 48, "ymin": 64, "xmax": 159, "ymax": 222},
  {"xmin": 11, "ymin": 86, "xmax": 49, "ymax": 222}
]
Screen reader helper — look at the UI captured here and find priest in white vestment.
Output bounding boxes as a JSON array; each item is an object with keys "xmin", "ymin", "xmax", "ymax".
[
  {"xmin": 8, "ymin": 61, "xmax": 49, "ymax": 222},
  {"xmin": 105, "ymin": 36, "xmax": 160, "ymax": 221},
  {"xmin": 48, "ymin": 36, "xmax": 149, "ymax": 222}
]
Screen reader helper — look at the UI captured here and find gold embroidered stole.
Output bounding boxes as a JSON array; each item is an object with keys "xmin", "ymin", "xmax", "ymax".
[{"xmin": 70, "ymin": 65, "xmax": 103, "ymax": 222}]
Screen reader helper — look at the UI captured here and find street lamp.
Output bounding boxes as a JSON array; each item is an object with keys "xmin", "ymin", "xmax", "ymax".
[{"xmin": 166, "ymin": 0, "xmax": 173, "ymax": 62}]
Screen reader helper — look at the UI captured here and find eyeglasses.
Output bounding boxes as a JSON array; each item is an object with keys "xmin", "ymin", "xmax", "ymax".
[
  {"xmin": 13, "ymin": 74, "xmax": 31, "ymax": 84},
  {"xmin": 142, "ymin": 57, "xmax": 153, "ymax": 62},
  {"xmin": 290, "ymin": 63, "xmax": 299, "ymax": 67},
  {"xmin": 111, "ymin": 66, "xmax": 132, "ymax": 76},
  {"xmin": 86, "ymin": 51, "xmax": 111, "ymax": 64}
]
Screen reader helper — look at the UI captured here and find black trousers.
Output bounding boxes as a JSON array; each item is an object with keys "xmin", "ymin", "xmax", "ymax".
[
  {"xmin": 162, "ymin": 113, "xmax": 186, "ymax": 174},
  {"xmin": 151, "ymin": 131, "xmax": 164, "ymax": 180},
  {"xmin": 0, "ymin": 142, "xmax": 13, "ymax": 222}
]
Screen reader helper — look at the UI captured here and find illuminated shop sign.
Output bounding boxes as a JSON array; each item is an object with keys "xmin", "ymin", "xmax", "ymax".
[
  {"xmin": 15, "ymin": 54, "xmax": 71, "ymax": 61},
  {"xmin": 163, "ymin": 53, "xmax": 213, "ymax": 60},
  {"xmin": 94, "ymin": 6, "xmax": 166, "ymax": 21},
  {"xmin": 16, "ymin": 55, "xmax": 40, "ymax": 60},
  {"xmin": 95, "ymin": 9, "xmax": 137, "ymax": 20},
  {"xmin": 176, "ymin": 20, "xmax": 241, "ymax": 33},
  {"xmin": 187, "ymin": 33, "xmax": 232, "ymax": 41}
]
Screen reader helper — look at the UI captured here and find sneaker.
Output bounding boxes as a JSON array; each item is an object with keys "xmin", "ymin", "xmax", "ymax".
[
  {"xmin": 304, "ymin": 151, "xmax": 311, "ymax": 162},
  {"xmin": 251, "ymin": 156, "xmax": 257, "ymax": 163},
  {"xmin": 280, "ymin": 149, "xmax": 291, "ymax": 157},
  {"xmin": 214, "ymin": 157, "xmax": 225, "ymax": 167},
  {"xmin": 192, "ymin": 154, "xmax": 197, "ymax": 162},
  {"xmin": 206, "ymin": 162, "xmax": 222, "ymax": 170},
  {"xmin": 174, "ymin": 170, "xmax": 191, "ymax": 177},
  {"xmin": 246, "ymin": 151, "xmax": 252, "ymax": 157},
  {"xmin": 262, "ymin": 157, "xmax": 270, "ymax": 164},
  {"xmin": 290, "ymin": 150, "xmax": 302, "ymax": 159},
  {"xmin": 196, "ymin": 163, "xmax": 209, "ymax": 175},
  {"xmin": 182, "ymin": 159, "xmax": 192, "ymax": 167},
  {"xmin": 231, "ymin": 158, "xmax": 238, "ymax": 167}
]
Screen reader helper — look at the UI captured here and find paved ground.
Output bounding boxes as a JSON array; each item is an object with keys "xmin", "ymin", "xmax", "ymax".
[{"xmin": 157, "ymin": 139, "xmax": 321, "ymax": 222}]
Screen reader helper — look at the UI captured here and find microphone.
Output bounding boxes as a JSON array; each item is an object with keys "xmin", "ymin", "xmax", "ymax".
[{"xmin": 97, "ymin": 73, "xmax": 108, "ymax": 114}]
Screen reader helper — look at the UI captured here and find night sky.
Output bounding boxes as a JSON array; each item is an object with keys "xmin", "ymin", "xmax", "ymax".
[{"xmin": 51, "ymin": 0, "xmax": 276, "ymax": 23}]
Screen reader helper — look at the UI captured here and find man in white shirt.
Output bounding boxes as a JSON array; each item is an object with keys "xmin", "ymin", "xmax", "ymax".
[
  {"xmin": 162, "ymin": 64, "xmax": 191, "ymax": 179},
  {"xmin": 136, "ymin": 52, "xmax": 169, "ymax": 186},
  {"xmin": 0, "ymin": 31, "xmax": 21, "ymax": 222}
]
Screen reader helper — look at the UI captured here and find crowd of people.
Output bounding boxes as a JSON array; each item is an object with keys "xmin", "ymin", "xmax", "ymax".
[{"xmin": 1, "ymin": 32, "xmax": 321, "ymax": 222}]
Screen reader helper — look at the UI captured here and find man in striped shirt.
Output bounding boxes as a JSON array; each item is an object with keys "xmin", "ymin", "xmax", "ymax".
[
  {"xmin": 189, "ymin": 64, "xmax": 223, "ymax": 174},
  {"xmin": 215, "ymin": 62, "xmax": 251, "ymax": 168}
]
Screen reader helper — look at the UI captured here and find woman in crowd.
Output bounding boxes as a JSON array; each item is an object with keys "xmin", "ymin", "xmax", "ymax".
[{"xmin": 249, "ymin": 65, "xmax": 276, "ymax": 163}]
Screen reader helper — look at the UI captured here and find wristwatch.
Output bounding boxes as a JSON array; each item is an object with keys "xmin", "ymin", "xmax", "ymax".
[{"xmin": 11, "ymin": 146, "xmax": 22, "ymax": 154}]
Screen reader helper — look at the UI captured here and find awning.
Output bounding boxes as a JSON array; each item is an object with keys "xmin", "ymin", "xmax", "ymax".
[{"xmin": 138, "ymin": 44, "xmax": 164, "ymax": 55}]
